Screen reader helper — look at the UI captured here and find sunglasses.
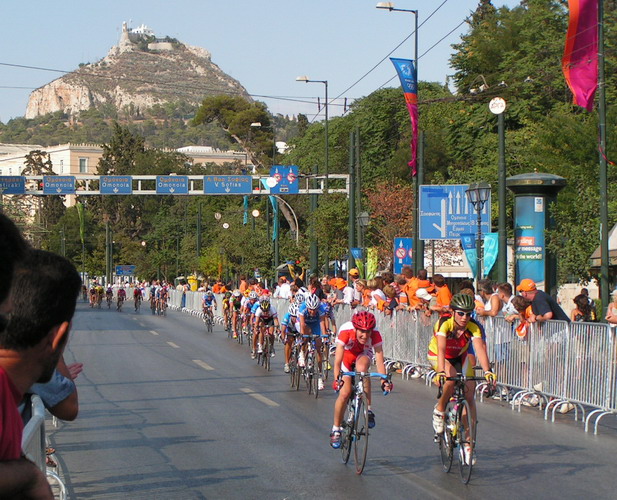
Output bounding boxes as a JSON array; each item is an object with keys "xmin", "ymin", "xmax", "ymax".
[{"xmin": 455, "ymin": 311, "xmax": 472, "ymax": 318}]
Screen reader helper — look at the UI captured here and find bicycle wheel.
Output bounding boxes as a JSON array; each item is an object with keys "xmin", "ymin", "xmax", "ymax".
[
  {"xmin": 457, "ymin": 399, "xmax": 476, "ymax": 484},
  {"xmin": 289, "ymin": 351, "xmax": 297, "ymax": 388},
  {"xmin": 439, "ymin": 403, "xmax": 454, "ymax": 472},
  {"xmin": 340, "ymin": 399, "xmax": 354, "ymax": 464},
  {"xmin": 313, "ymin": 367, "xmax": 320, "ymax": 399},
  {"xmin": 353, "ymin": 393, "xmax": 370, "ymax": 474},
  {"xmin": 264, "ymin": 337, "xmax": 271, "ymax": 372},
  {"xmin": 207, "ymin": 316, "xmax": 213, "ymax": 333},
  {"xmin": 322, "ymin": 344, "xmax": 331, "ymax": 381}
]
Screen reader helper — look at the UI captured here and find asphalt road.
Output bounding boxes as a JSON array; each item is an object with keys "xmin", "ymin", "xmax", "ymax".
[{"xmin": 49, "ymin": 301, "xmax": 617, "ymax": 499}]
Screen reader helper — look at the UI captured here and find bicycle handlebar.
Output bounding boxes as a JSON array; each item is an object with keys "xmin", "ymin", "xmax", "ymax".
[{"xmin": 340, "ymin": 371, "xmax": 392, "ymax": 395}]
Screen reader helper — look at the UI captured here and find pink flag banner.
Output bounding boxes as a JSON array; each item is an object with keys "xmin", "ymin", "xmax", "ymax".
[
  {"xmin": 390, "ymin": 58, "xmax": 418, "ymax": 176},
  {"xmin": 562, "ymin": 0, "xmax": 598, "ymax": 111}
]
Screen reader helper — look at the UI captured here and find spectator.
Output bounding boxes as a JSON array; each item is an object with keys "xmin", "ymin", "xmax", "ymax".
[
  {"xmin": 0, "ymin": 249, "xmax": 80, "ymax": 498},
  {"xmin": 571, "ymin": 294, "xmax": 595, "ymax": 322},
  {"xmin": 238, "ymin": 275, "xmax": 248, "ymax": 293},
  {"xmin": 497, "ymin": 282, "xmax": 519, "ymax": 322},
  {"xmin": 579, "ymin": 288, "xmax": 597, "ymax": 321},
  {"xmin": 605, "ymin": 289, "xmax": 617, "ymax": 325},
  {"xmin": 393, "ymin": 277, "xmax": 409, "ymax": 309},
  {"xmin": 516, "ymin": 279, "xmax": 569, "ymax": 322},
  {"xmin": 429, "ymin": 274, "xmax": 452, "ymax": 317},
  {"xmin": 382, "ymin": 285, "xmax": 402, "ymax": 315},
  {"xmin": 339, "ymin": 280, "xmax": 355, "ymax": 306},
  {"xmin": 367, "ymin": 279, "xmax": 386, "ymax": 310},
  {"xmin": 273, "ymin": 277, "xmax": 292, "ymax": 300},
  {"xmin": 475, "ymin": 279, "xmax": 503, "ymax": 318}
]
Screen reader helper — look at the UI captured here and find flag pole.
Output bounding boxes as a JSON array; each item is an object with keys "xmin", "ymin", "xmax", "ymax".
[{"xmin": 598, "ymin": 0, "xmax": 609, "ymax": 314}]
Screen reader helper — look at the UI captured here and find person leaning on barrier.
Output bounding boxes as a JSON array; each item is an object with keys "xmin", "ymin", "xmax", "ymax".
[
  {"xmin": 516, "ymin": 279, "xmax": 569, "ymax": 323},
  {"xmin": 0, "ymin": 249, "xmax": 81, "ymax": 499}
]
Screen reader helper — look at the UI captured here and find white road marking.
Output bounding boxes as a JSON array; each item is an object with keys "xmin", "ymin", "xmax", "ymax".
[
  {"xmin": 149, "ymin": 330, "xmax": 159, "ymax": 336},
  {"xmin": 240, "ymin": 387, "xmax": 279, "ymax": 407},
  {"xmin": 167, "ymin": 342, "xmax": 180, "ymax": 348},
  {"xmin": 192, "ymin": 359, "xmax": 214, "ymax": 371}
]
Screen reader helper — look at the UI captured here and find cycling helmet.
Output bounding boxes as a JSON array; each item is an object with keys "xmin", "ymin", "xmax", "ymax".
[
  {"xmin": 450, "ymin": 293, "xmax": 475, "ymax": 312},
  {"xmin": 224, "ymin": 291, "xmax": 232, "ymax": 298},
  {"xmin": 249, "ymin": 291, "xmax": 258, "ymax": 300},
  {"xmin": 232, "ymin": 290, "xmax": 241, "ymax": 297},
  {"xmin": 288, "ymin": 303, "xmax": 299, "ymax": 317},
  {"xmin": 243, "ymin": 290, "xmax": 251, "ymax": 297},
  {"xmin": 351, "ymin": 310, "xmax": 376, "ymax": 331},
  {"xmin": 305, "ymin": 294, "xmax": 320, "ymax": 310},
  {"xmin": 260, "ymin": 300, "xmax": 271, "ymax": 312},
  {"xmin": 294, "ymin": 293, "xmax": 306, "ymax": 304},
  {"xmin": 206, "ymin": 290, "xmax": 213, "ymax": 297}
]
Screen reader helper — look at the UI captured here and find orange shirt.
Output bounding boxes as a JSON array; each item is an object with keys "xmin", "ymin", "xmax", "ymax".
[
  {"xmin": 212, "ymin": 283, "xmax": 222, "ymax": 293},
  {"xmin": 436, "ymin": 284, "xmax": 453, "ymax": 307},
  {"xmin": 239, "ymin": 280, "xmax": 248, "ymax": 293}
]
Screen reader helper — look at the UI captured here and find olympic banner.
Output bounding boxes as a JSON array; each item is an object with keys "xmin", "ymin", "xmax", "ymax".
[{"xmin": 390, "ymin": 58, "xmax": 418, "ymax": 175}]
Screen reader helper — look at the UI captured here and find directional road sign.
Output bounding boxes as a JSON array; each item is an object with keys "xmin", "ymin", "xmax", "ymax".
[
  {"xmin": 419, "ymin": 184, "xmax": 491, "ymax": 240},
  {"xmin": 204, "ymin": 175, "xmax": 252, "ymax": 195},
  {"xmin": 0, "ymin": 176, "xmax": 25, "ymax": 194},
  {"xmin": 115, "ymin": 265, "xmax": 136, "ymax": 276},
  {"xmin": 269, "ymin": 165, "xmax": 299, "ymax": 194},
  {"xmin": 43, "ymin": 176, "xmax": 75, "ymax": 195},
  {"xmin": 101, "ymin": 176, "xmax": 132, "ymax": 195},
  {"xmin": 393, "ymin": 237, "xmax": 413, "ymax": 274},
  {"xmin": 156, "ymin": 176, "xmax": 189, "ymax": 194}
]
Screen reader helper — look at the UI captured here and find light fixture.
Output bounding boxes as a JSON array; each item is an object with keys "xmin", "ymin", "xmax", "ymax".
[
  {"xmin": 296, "ymin": 76, "xmax": 309, "ymax": 82},
  {"xmin": 251, "ymin": 209, "xmax": 260, "ymax": 218},
  {"xmin": 465, "ymin": 182, "xmax": 491, "ymax": 210},
  {"xmin": 376, "ymin": 2, "xmax": 395, "ymax": 10},
  {"xmin": 357, "ymin": 211, "xmax": 370, "ymax": 228},
  {"xmin": 250, "ymin": 122, "xmax": 262, "ymax": 127},
  {"xmin": 222, "ymin": 223, "xmax": 230, "ymax": 229}
]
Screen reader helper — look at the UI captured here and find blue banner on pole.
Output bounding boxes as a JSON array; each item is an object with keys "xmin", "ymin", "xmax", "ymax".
[
  {"xmin": 43, "ymin": 176, "xmax": 75, "ymax": 195},
  {"xmin": 351, "ymin": 247, "xmax": 364, "ymax": 260},
  {"xmin": 269, "ymin": 196, "xmax": 279, "ymax": 241},
  {"xmin": 483, "ymin": 232, "xmax": 499, "ymax": 278},
  {"xmin": 461, "ymin": 233, "xmax": 478, "ymax": 279}
]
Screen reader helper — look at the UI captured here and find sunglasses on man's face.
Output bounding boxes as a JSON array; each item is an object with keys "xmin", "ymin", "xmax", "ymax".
[{"xmin": 455, "ymin": 311, "xmax": 472, "ymax": 318}]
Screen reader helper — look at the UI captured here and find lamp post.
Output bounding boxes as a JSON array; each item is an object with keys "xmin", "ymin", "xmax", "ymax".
[
  {"xmin": 357, "ymin": 211, "xmax": 370, "ymax": 279},
  {"xmin": 376, "ymin": 2, "xmax": 422, "ymax": 274},
  {"xmin": 465, "ymin": 182, "xmax": 491, "ymax": 290}
]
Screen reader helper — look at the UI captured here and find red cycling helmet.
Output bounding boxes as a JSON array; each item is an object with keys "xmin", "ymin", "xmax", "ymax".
[{"xmin": 352, "ymin": 311, "xmax": 376, "ymax": 331}]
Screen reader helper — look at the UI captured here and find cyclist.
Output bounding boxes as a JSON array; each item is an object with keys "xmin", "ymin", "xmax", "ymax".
[
  {"xmin": 255, "ymin": 297, "xmax": 279, "ymax": 357},
  {"xmin": 330, "ymin": 311, "xmax": 392, "ymax": 448},
  {"xmin": 202, "ymin": 290, "xmax": 217, "ymax": 322},
  {"xmin": 158, "ymin": 285, "xmax": 169, "ymax": 314},
  {"xmin": 281, "ymin": 303, "xmax": 301, "ymax": 373},
  {"xmin": 89, "ymin": 285, "xmax": 97, "ymax": 307},
  {"xmin": 429, "ymin": 293, "xmax": 496, "ymax": 465},
  {"xmin": 95, "ymin": 284, "xmax": 105, "ymax": 307},
  {"xmin": 133, "ymin": 286, "xmax": 142, "ymax": 310},
  {"xmin": 230, "ymin": 290, "xmax": 243, "ymax": 338},
  {"xmin": 117, "ymin": 287, "xmax": 126, "ymax": 311},
  {"xmin": 297, "ymin": 293, "xmax": 328, "ymax": 390},
  {"xmin": 243, "ymin": 291, "xmax": 259, "ymax": 358},
  {"xmin": 222, "ymin": 291, "xmax": 232, "ymax": 331}
]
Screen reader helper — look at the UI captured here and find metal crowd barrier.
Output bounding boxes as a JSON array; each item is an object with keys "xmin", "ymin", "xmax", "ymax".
[
  {"xmin": 168, "ymin": 290, "xmax": 617, "ymax": 434},
  {"xmin": 21, "ymin": 395, "xmax": 67, "ymax": 499}
]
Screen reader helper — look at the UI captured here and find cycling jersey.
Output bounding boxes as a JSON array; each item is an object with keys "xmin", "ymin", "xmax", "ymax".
[
  {"xmin": 231, "ymin": 297, "xmax": 243, "ymax": 311},
  {"xmin": 255, "ymin": 305, "xmax": 278, "ymax": 321},
  {"xmin": 281, "ymin": 313, "xmax": 299, "ymax": 334},
  {"xmin": 427, "ymin": 316, "xmax": 483, "ymax": 359},
  {"xmin": 202, "ymin": 295, "xmax": 216, "ymax": 307},
  {"xmin": 336, "ymin": 320, "xmax": 383, "ymax": 370},
  {"xmin": 297, "ymin": 302, "xmax": 327, "ymax": 325},
  {"xmin": 250, "ymin": 301, "xmax": 261, "ymax": 315},
  {"xmin": 117, "ymin": 289, "xmax": 126, "ymax": 298}
]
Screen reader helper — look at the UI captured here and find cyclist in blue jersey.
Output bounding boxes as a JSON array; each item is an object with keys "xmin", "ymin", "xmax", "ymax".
[
  {"xmin": 202, "ymin": 290, "xmax": 217, "ymax": 324},
  {"xmin": 281, "ymin": 303, "xmax": 301, "ymax": 373},
  {"xmin": 298, "ymin": 294, "xmax": 329, "ymax": 390}
]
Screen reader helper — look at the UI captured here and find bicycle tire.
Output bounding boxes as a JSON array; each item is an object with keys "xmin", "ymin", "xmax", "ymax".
[
  {"xmin": 313, "ymin": 368, "xmax": 320, "ymax": 399},
  {"xmin": 457, "ymin": 399, "xmax": 475, "ymax": 484},
  {"xmin": 264, "ymin": 337, "xmax": 271, "ymax": 372},
  {"xmin": 322, "ymin": 344, "xmax": 331, "ymax": 381},
  {"xmin": 289, "ymin": 352, "xmax": 297, "ymax": 388},
  {"xmin": 353, "ymin": 393, "xmax": 370, "ymax": 474},
  {"xmin": 439, "ymin": 402, "xmax": 454, "ymax": 472},
  {"xmin": 340, "ymin": 399, "xmax": 354, "ymax": 464}
]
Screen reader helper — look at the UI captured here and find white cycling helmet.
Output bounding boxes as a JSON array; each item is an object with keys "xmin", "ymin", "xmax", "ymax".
[
  {"xmin": 206, "ymin": 290, "xmax": 213, "ymax": 297},
  {"xmin": 305, "ymin": 293, "xmax": 320, "ymax": 310},
  {"xmin": 232, "ymin": 289, "xmax": 241, "ymax": 297},
  {"xmin": 288, "ymin": 303, "xmax": 299, "ymax": 316},
  {"xmin": 295, "ymin": 293, "xmax": 306, "ymax": 304},
  {"xmin": 249, "ymin": 291, "xmax": 258, "ymax": 300}
]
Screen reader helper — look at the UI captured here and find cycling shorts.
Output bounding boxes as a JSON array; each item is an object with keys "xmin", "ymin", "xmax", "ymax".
[
  {"xmin": 261, "ymin": 316, "xmax": 275, "ymax": 327},
  {"xmin": 427, "ymin": 353, "xmax": 474, "ymax": 377}
]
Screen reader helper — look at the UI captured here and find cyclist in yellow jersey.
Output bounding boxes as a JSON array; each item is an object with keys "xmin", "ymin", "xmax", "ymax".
[{"xmin": 429, "ymin": 293, "xmax": 496, "ymax": 461}]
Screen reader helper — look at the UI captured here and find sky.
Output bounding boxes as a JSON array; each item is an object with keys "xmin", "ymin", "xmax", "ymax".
[{"xmin": 0, "ymin": 0, "xmax": 521, "ymax": 124}]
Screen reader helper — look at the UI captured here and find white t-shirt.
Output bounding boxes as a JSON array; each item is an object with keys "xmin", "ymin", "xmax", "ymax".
[
  {"xmin": 370, "ymin": 289, "xmax": 387, "ymax": 307},
  {"xmin": 342, "ymin": 286, "xmax": 355, "ymax": 305}
]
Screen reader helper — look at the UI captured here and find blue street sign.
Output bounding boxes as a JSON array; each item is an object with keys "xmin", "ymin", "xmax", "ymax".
[
  {"xmin": 393, "ymin": 237, "xmax": 413, "ymax": 274},
  {"xmin": 419, "ymin": 184, "xmax": 491, "ymax": 240},
  {"xmin": 101, "ymin": 176, "xmax": 132, "ymax": 195},
  {"xmin": 269, "ymin": 165, "xmax": 299, "ymax": 194},
  {"xmin": 204, "ymin": 175, "xmax": 252, "ymax": 195},
  {"xmin": 350, "ymin": 247, "xmax": 364, "ymax": 260},
  {"xmin": 0, "ymin": 176, "xmax": 25, "ymax": 194},
  {"xmin": 156, "ymin": 175, "xmax": 189, "ymax": 194},
  {"xmin": 115, "ymin": 265, "xmax": 136, "ymax": 276},
  {"xmin": 43, "ymin": 176, "xmax": 75, "ymax": 195}
]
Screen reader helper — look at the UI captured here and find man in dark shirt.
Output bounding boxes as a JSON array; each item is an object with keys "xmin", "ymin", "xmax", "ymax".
[{"xmin": 516, "ymin": 279, "xmax": 570, "ymax": 322}]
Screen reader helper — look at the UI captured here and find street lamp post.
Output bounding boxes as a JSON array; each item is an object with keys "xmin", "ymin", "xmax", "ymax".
[
  {"xmin": 465, "ymin": 182, "xmax": 491, "ymax": 290},
  {"xmin": 377, "ymin": 2, "xmax": 422, "ymax": 274},
  {"xmin": 357, "ymin": 211, "xmax": 370, "ymax": 279}
]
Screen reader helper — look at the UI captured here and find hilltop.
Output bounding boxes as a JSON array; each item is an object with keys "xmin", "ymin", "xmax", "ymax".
[{"xmin": 26, "ymin": 22, "xmax": 250, "ymax": 119}]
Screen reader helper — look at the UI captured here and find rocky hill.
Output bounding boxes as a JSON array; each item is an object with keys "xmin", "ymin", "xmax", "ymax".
[{"xmin": 26, "ymin": 22, "xmax": 250, "ymax": 119}]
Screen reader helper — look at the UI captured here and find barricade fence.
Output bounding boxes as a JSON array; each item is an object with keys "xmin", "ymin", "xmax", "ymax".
[{"xmin": 169, "ymin": 290, "xmax": 617, "ymax": 433}]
